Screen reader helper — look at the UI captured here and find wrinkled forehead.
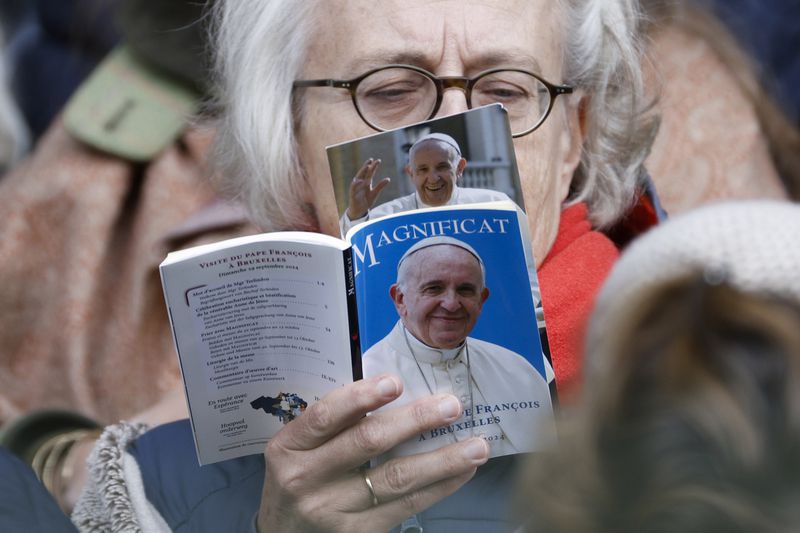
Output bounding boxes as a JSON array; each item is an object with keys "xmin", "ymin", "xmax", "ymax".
[{"xmin": 302, "ymin": 0, "xmax": 567, "ymax": 78}]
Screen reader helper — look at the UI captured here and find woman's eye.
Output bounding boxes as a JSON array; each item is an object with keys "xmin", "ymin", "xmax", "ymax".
[
  {"xmin": 365, "ymin": 86, "xmax": 418, "ymax": 102},
  {"xmin": 478, "ymin": 84, "xmax": 528, "ymax": 102},
  {"xmin": 360, "ymin": 77, "xmax": 427, "ymax": 104}
]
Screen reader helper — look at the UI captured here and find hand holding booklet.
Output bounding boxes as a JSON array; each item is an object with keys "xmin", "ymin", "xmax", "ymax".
[{"xmin": 160, "ymin": 105, "xmax": 557, "ymax": 465}]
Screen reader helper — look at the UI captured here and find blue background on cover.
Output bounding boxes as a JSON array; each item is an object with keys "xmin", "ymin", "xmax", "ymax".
[{"xmin": 349, "ymin": 207, "xmax": 545, "ymax": 378}]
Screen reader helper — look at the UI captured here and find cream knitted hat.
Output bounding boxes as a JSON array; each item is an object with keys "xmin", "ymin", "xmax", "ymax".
[{"xmin": 586, "ymin": 200, "xmax": 800, "ymax": 377}]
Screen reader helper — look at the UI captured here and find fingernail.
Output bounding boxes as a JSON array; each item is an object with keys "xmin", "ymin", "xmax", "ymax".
[
  {"xmin": 376, "ymin": 376, "xmax": 399, "ymax": 398},
  {"xmin": 438, "ymin": 396, "xmax": 461, "ymax": 420},
  {"xmin": 462, "ymin": 438, "xmax": 489, "ymax": 462}
]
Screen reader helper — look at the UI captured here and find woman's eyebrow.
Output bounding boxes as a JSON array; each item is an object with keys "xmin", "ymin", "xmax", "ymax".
[
  {"xmin": 342, "ymin": 51, "xmax": 432, "ymax": 73},
  {"xmin": 341, "ymin": 50, "xmax": 544, "ymax": 75},
  {"xmin": 468, "ymin": 52, "xmax": 544, "ymax": 74}
]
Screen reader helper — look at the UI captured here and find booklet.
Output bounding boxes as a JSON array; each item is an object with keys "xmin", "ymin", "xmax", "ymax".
[
  {"xmin": 160, "ymin": 106, "xmax": 556, "ymax": 465},
  {"xmin": 347, "ymin": 202, "xmax": 556, "ymax": 462},
  {"xmin": 160, "ymin": 232, "xmax": 360, "ymax": 464}
]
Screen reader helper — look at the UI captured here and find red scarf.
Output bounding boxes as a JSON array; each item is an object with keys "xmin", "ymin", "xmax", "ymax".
[{"xmin": 538, "ymin": 203, "xmax": 618, "ymax": 400}]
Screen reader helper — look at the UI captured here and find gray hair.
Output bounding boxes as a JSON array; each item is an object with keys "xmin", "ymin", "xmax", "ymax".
[
  {"xmin": 211, "ymin": 0, "xmax": 318, "ymax": 231},
  {"xmin": 556, "ymin": 0, "xmax": 658, "ymax": 228},
  {"xmin": 212, "ymin": 0, "xmax": 656, "ymax": 231}
]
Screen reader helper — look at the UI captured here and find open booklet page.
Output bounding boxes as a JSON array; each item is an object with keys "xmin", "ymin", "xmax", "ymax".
[
  {"xmin": 160, "ymin": 232, "xmax": 360, "ymax": 464},
  {"xmin": 346, "ymin": 202, "xmax": 556, "ymax": 460}
]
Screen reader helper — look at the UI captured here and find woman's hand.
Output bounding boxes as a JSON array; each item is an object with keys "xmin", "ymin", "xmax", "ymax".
[
  {"xmin": 346, "ymin": 158, "xmax": 390, "ymax": 220},
  {"xmin": 257, "ymin": 373, "xmax": 490, "ymax": 532}
]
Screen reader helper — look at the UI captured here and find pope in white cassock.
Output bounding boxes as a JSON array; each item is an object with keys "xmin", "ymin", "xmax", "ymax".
[
  {"xmin": 340, "ymin": 133, "xmax": 512, "ymax": 235},
  {"xmin": 362, "ymin": 236, "xmax": 555, "ymax": 460}
]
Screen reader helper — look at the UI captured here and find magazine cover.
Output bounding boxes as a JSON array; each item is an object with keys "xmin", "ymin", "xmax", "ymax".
[
  {"xmin": 160, "ymin": 234, "xmax": 359, "ymax": 464},
  {"xmin": 346, "ymin": 203, "xmax": 556, "ymax": 460}
]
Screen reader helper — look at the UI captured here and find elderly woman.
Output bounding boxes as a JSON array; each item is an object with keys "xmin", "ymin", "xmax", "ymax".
[{"xmin": 73, "ymin": 0, "xmax": 655, "ymax": 531}]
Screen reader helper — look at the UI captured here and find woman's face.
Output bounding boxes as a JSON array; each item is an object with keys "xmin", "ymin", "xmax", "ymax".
[{"xmin": 297, "ymin": 0, "xmax": 583, "ymax": 264}]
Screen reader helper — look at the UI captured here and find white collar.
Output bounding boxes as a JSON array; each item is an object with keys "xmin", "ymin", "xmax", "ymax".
[{"xmin": 402, "ymin": 325, "xmax": 465, "ymax": 364}]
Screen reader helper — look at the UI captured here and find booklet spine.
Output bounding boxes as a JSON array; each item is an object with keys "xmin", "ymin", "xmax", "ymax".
[
  {"xmin": 342, "ymin": 247, "xmax": 363, "ymax": 381},
  {"xmin": 160, "ymin": 271, "xmax": 205, "ymax": 465}
]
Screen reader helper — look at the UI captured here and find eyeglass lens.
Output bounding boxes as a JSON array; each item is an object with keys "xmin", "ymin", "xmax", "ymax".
[{"xmin": 354, "ymin": 67, "xmax": 552, "ymax": 134}]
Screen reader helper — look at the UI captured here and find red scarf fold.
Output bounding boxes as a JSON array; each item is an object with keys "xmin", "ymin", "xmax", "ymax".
[{"xmin": 538, "ymin": 203, "xmax": 618, "ymax": 400}]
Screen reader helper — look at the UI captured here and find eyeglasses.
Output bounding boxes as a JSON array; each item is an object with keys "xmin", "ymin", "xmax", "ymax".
[{"xmin": 293, "ymin": 64, "xmax": 573, "ymax": 138}]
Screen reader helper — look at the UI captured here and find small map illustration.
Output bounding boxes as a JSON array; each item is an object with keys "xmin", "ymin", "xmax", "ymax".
[{"xmin": 250, "ymin": 392, "xmax": 308, "ymax": 424}]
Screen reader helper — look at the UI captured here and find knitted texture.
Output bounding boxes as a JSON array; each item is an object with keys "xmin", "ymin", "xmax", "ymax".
[{"xmin": 72, "ymin": 422, "xmax": 151, "ymax": 532}]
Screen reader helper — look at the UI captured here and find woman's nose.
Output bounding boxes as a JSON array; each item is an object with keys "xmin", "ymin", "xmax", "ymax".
[{"xmin": 435, "ymin": 87, "xmax": 469, "ymax": 118}]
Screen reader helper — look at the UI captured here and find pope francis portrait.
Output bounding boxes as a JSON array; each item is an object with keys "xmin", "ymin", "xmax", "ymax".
[{"xmin": 363, "ymin": 236, "xmax": 555, "ymax": 460}]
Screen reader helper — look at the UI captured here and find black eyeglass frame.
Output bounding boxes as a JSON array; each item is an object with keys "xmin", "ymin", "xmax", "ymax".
[{"xmin": 293, "ymin": 64, "xmax": 574, "ymax": 138}]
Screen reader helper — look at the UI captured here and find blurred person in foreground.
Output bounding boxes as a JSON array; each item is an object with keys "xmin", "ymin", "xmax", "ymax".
[{"xmin": 516, "ymin": 200, "xmax": 800, "ymax": 533}]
